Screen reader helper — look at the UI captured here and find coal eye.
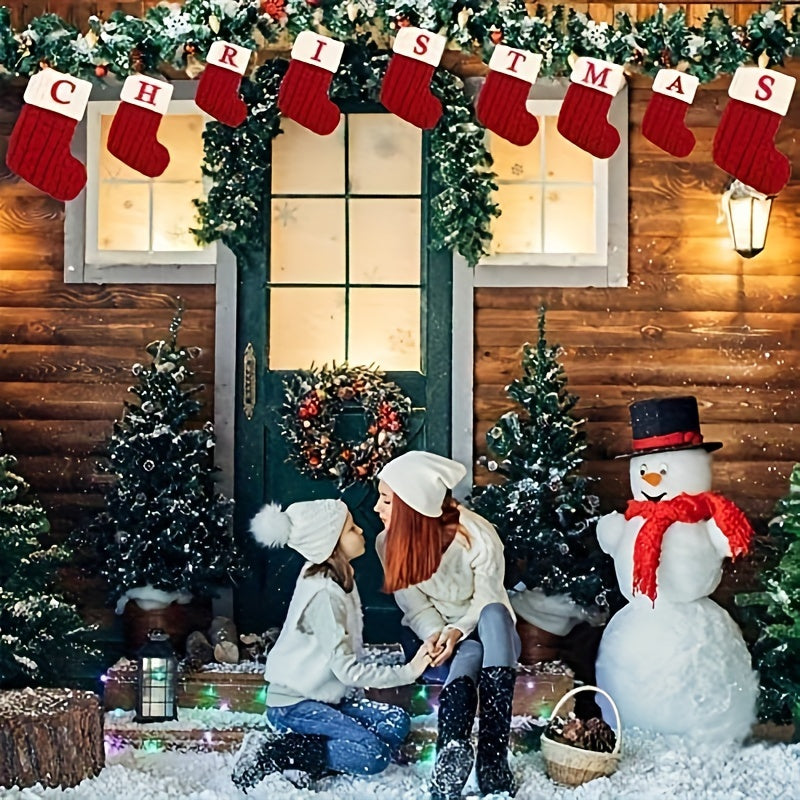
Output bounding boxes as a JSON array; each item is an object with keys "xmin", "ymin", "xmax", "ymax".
[
  {"xmin": 659, "ymin": 464, "xmax": 668, "ymax": 476},
  {"xmin": 639, "ymin": 465, "xmax": 647, "ymax": 476}
]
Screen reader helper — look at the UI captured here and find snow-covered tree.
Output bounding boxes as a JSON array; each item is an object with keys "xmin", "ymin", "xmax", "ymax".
[
  {"xmin": 0, "ymin": 446, "xmax": 95, "ymax": 688},
  {"xmin": 736, "ymin": 463, "xmax": 800, "ymax": 724},
  {"xmin": 79, "ymin": 303, "xmax": 238, "ymax": 610},
  {"xmin": 471, "ymin": 309, "xmax": 614, "ymax": 610}
]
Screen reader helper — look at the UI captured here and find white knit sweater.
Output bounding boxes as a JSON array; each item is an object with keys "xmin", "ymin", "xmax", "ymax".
[
  {"xmin": 376, "ymin": 506, "xmax": 515, "ymax": 641},
  {"xmin": 264, "ymin": 568, "xmax": 422, "ymax": 707}
]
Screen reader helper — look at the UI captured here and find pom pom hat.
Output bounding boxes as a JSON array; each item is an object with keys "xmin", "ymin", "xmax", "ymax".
[
  {"xmin": 250, "ymin": 499, "xmax": 348, "ymax": 563},
  {"xmin": 378, "ymin": 451, "xmax": 466, "ymax": 517}
]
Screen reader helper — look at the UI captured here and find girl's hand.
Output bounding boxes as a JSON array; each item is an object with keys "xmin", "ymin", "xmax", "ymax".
[
  {"xmin": 424, "ymin": 631, "xmax": 444, "ymax": 660},
  {"xmin": 430, "ymin": 628, "xmax": 461, "ymax": 667},
  {"xmin": 409, "ymin": 644, "xmax": 433, "ymax": 676}
]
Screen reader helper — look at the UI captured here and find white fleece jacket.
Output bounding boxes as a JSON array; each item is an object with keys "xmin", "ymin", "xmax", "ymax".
[
  {"xmin": 376, "ymin": 506, "xmax": 515, "ymax": 641},
  {"xmin": 264, "ymin": 567, "xmax": 422, "ymax": 707}
]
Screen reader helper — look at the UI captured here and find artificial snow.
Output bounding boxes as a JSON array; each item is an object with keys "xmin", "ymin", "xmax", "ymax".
[{"xmin": 2, "ymin": 728, "xmax": 798, "ymax": 799}]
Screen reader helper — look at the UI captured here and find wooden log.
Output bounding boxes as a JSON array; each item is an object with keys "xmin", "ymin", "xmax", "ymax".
[{"xmin": 0, "ymin": 688, "xmax": 104, "ymax": 790}]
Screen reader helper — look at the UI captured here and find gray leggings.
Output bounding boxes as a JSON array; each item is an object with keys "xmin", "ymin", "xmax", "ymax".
[{"xmin": 444, "ymin": 603, "xmax": 521, "ymax": 686}]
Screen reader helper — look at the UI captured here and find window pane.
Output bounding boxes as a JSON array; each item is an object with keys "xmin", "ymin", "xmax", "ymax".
[
  {"xmin": 269, "ymin": 287, "xmax": 346, "ymax": 369},
  {"xmin": 158, "ymin": 115, "xmax": 206, "ymax": 181},
  {"xmin": 348, "ymin": 288, "xmax": 420, "ymax": 371},
  {"xmin": 272, "ymin": 118, "xmax": 345, "ymax": 194},
  {"xmin": 99, "ymin": 114, "xmax": 142, "ymax": 180},
  {"xmin": 349, "ymin": 199, "xmax": 420, "ymax": 285},
  {"xmin": 490, "ymin": 184, "xmax": 543, "ymax": 254},
  {"xmin": 271, "ymin": 199, "xmax": 346, "ymax": 283},
  {"xmin": 97, "ymin": 183, "xmax": 150, "ymax": 250},
  {"xmin": 152, "ymin": 182, "xmax": 204, "ymax": 251},
  {"xmin": 544, "ymin": 116, "xmax": 594, "ymax": 182},
  {"xmin": 544, "ymin": 186, "xmax": 596, "ymax": 253},
  {"xmin": 348, "ymin": 114, "xmax": 421, "ymax": 195},
  {"xmin": 488, "ymin": 127, "xmax": 542, "ymax": 183}
]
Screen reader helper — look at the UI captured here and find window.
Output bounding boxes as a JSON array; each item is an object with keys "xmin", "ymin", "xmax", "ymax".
[
  {"xmin": 473, "ymin": 85, "xmax": 628, "ymax": 288},
  {"xmin": 65, "ymin": 84, "xmax": 218, "ymax": 284},
  {"xmin": 267, "ymin": 114, "xmax": 422, "ymax": 371}
]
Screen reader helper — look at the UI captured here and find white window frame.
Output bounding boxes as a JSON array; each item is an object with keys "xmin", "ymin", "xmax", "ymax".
[
  {"xmin": 64, "ymin": 82, "xmax": 218, "ymax": 284},
  {"xmin": 472, "ymin": 79, "xmax": 628, "ymax": 289}
]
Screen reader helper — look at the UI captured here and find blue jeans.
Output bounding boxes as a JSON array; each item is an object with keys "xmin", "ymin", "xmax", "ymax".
[{"xmin": 266, "ymin": 697, "xmax": 410, "ymax": 775}]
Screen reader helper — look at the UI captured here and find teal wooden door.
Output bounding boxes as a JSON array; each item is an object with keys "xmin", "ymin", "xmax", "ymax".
[{"xmin": 234, "ymin": 110, "xmax": 453, "ymax": 643}]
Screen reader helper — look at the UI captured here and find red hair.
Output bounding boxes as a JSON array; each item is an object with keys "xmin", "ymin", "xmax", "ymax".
[{"xmin": 382, "ymin": 492, "xmax": 465, "ymax": 592}]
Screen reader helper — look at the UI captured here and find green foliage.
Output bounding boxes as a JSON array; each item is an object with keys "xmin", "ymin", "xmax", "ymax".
[
  {"xmin": 471, "ymin": 309, "xmax": 614, "ymax": 610},
  {"xmin": 0, "ymin": 449, "xmax": 96, "ymax": 688},
  {"xmin": 736, "ymin": 463, "xmax": 800, "ymax": 724},
  {"xmin": 77, "ymin": 303, "xmax": 238, "ymax": 609}
]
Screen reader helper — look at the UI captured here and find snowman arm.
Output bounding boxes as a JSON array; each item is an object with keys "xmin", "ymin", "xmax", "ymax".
[
  {"xmin": 597, "ymin": 511, "xmax": 625, "ymax": 556},
  {"xmin": 706, "ymin": 518, "xmax": 733, "ymax": 558}
]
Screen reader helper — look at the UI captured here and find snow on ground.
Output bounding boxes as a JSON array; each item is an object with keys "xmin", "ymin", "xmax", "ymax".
[{"xmin": 1, "ymin": 729, "xmax": 799, "ymax": 800}]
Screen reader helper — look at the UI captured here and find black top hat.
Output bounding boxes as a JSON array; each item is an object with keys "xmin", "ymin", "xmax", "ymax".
[{"xmin": 615, "ymin": 395, "xmax": 723, "ymax": 459}]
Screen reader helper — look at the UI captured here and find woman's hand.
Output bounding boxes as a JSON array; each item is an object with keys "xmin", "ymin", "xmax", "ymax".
[
  {"xmin": 409, "ymin": 643, "xmax": 433, "ymax": 676},
  {"xmin": 430, "ymin": 628, "xmax": 461, "ymax": 667},
  {"xmin": 424, "ymin": 631, "xmax": 444, "ymax": 660}
]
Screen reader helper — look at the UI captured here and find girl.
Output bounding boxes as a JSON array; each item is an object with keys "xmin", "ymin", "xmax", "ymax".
[
  {"xmin": 232, "ymin": 498, "xmax": 430, "ymax": 792},
  {"xmin": 375, "ymin": 451, "xmax": 521, "ymax": 800}
]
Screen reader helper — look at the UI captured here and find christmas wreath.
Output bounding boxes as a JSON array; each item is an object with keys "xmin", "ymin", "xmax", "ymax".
[{"xmin": 281, "ymin": 364, "xmax": 412, "ymax": 489}]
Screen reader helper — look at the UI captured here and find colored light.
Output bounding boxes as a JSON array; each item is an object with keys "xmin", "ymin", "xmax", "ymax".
[
  {"xmin": 142, "ymin": 738, "xmax": 164, "ymax": 753},
  {"xmin": 255, "ymin": 687, "xmax": 267, "ymax": 704},
  {"xmin": 219, "ymin": 701, "xmax": 230, "ymax": 712}
]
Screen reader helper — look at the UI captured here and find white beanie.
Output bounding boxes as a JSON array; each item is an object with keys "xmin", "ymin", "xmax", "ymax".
[
  {"xmin": 377, "ymin": 451, "xmax": 467, "ymax": 517},
  {"xmin": 250, "ymin": 499, "xmax": 349, "ymax": 563}
]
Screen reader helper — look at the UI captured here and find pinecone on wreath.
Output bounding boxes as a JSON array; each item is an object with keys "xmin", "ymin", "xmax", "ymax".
[{"xmin": 546, "ymin": 711, "xmax": 616, "ymax": 753}]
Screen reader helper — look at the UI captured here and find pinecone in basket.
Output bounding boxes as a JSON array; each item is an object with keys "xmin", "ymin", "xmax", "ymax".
[{"xmin": 545, "ymin": 712, "xmax": 616, "ymax": 753}]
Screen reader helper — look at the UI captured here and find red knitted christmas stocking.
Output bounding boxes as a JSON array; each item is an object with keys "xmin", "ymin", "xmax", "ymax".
[
  {"xmin": 380, "ymin": 27, "xmax": 447, "ymax": 129},
  {"xmin": 278, "ymin": 31, "xmax": 344, "ymax": 135},
  {"xmin": 6, "ymin": 69, "xmax": 92, "ymax": 201},
  {"xmin": 713, "ymin": 66, "xmax": 795, "ymax": 196},
  {"xmin": 195, "ymin": 40, "xmax": 251, "ymax": 127},
  {"xmin": 476, "ymin": 45, "xmax": 542, "ymax": 146},
  {"xmin": 556, "ymin": 57, "xmax": 626, "ymax": 159},
  {"xmin": 642, "ymin": 69, "xmax": 699, "ymax": 158},
  {"xmin": 107, "ymin": 75, "xmax": 174, "ymax": 177}
]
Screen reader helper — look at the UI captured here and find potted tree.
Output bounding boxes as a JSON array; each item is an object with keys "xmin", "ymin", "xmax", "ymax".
[
  {"xmin": 78, "ymin": 303, "xmax": 238, "ymax": 655},
  {"xmin": 472, "ymin": 309, "xmax": 616, "ymax": 668},
  {"xmin": 735, "ymin": 463, "xmax": 800, "ymax": 740}
]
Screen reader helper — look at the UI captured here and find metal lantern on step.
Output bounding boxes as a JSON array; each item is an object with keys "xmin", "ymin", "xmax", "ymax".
[{"xmin": 136, "ymin": 629, "xmax": 178, "ymax": 722}]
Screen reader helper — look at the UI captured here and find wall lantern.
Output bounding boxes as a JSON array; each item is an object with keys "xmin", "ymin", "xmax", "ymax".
[
  {"xmin": 136, "ymin": 629, "xmax": 178, "ymax": 722},
  {"xmin": 721, "ymin": 179, "xmax": 773, "ymax": 259}
]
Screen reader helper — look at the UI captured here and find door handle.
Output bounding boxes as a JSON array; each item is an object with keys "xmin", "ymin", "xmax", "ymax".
[{"xmin": 243, "ymin": 342, "xmax": 256, "ymax": 420}]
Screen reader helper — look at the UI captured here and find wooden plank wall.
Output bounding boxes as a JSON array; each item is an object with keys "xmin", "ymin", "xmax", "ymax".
[
  {"xmin": 0, "ymin": 85, "xmax": 216, "ymax": 626},
  {"xmin": 474, "ymin": 63, "xmax": 800, "ymax": 528}
]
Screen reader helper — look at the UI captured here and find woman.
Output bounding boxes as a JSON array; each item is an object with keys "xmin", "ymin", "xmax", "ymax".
[
  {"xmin": 232, "ymin": 498, "xmax": 430, "ymax": 791},
  {"xmin": 374, "ymin": 451, "xmax": 520, "ymax": 800}
]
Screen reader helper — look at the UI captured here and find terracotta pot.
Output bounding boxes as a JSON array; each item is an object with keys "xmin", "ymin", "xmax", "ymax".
[
  {"xmin": 122, "ymin": 598, "xmax": 212, "ymax": 657},
  {"xmin": 516, "ymin": 617, "xmax": 563, "ymax": 665}
]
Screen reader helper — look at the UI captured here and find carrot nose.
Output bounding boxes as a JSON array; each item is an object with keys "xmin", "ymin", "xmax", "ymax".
[{"xmin": 642, "ymin": 472, "xmax": 662, "ymax": 487}]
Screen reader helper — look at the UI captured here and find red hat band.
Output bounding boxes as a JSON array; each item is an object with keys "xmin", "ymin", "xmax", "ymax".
[{"xmin": 632, "ymin": 430, "xmax": 704, "ymax": 451}]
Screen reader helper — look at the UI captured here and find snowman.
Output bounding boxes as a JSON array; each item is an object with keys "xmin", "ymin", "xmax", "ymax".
[{"xmin": 595, "ymin": 396, "xmax": 758, "ymax": 742}]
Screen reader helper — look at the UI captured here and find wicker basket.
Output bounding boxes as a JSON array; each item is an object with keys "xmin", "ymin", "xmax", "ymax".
[{"xmin": 540, "ymin": 685, "xmax": 622, "ymax": 787}]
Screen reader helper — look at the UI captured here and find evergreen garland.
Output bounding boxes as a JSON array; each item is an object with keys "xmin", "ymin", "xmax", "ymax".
[
  {"xmin": 0, "ymin": 445, "xmax": 96, "ymax": 688},
  {"xmin": 471, "ymin": 308, "xmax": 614, "ymax": 611},
  {"xmin": 1, "ymin": 2, "xmax": 797, "ymax": 265},
  {"xmin": 76, "ymin": 302, "xmax": 239, "ymax": 610},
  {"xmin": 736, "ymin": 463, "xmax": 800, "ymax": 724}
]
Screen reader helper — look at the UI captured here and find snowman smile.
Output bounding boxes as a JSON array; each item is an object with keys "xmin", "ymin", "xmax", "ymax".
[{"xmin": 642, "ymin": 491, "xmax": 666, "ymax": 502}]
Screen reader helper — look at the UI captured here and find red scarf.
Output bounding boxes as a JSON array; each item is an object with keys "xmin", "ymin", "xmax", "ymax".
[{"xmin": 625, "ymin": 492, "xmax": 753, "ymax": 602}]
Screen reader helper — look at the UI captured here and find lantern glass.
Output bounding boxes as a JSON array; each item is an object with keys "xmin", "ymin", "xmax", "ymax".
[
  {"xmin": 136, "ymin": 629, "xmax": 178, "ymax": 723},
  {"xmin": 721, "ymin": 180, "xmax": 773, "ymax": 258}
]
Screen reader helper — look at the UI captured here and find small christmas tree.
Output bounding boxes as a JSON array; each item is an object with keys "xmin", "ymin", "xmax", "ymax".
[
  {"xmin": 0, "ymin": 445, "xmax": 95, "ymax": 688},
  {"xmin": 736, "ymin": 464, "xmax": 800, "ymax": 724},
  {"xmin": 81, "ymin": 302, "xmax": 237, "ymax": 611},
  {"xmin": 471, "ymin": 309, "xmax": 613, "ymax": 610}
]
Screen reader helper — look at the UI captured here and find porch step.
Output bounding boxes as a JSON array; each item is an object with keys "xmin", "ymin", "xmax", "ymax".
[
  {"xmin": 103, "ymin": 707, "xmax": 545, "ymax": 759},
  {"xmin": 102, "ymin": 659, "xmax": 575, "ymax": 720}
]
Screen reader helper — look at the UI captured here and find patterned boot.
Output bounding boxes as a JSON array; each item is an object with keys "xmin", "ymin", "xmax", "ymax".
[
  {"xmin": 231, "ymin": 730, "xmax": 327, "ymax": 792},
  {"xmin": 429, "ymin": 676, "xmax": 478, "ymax": 800},
  {"xmin": 476, "ymin": 666, "xmax": 517, "ymax": 796}
]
